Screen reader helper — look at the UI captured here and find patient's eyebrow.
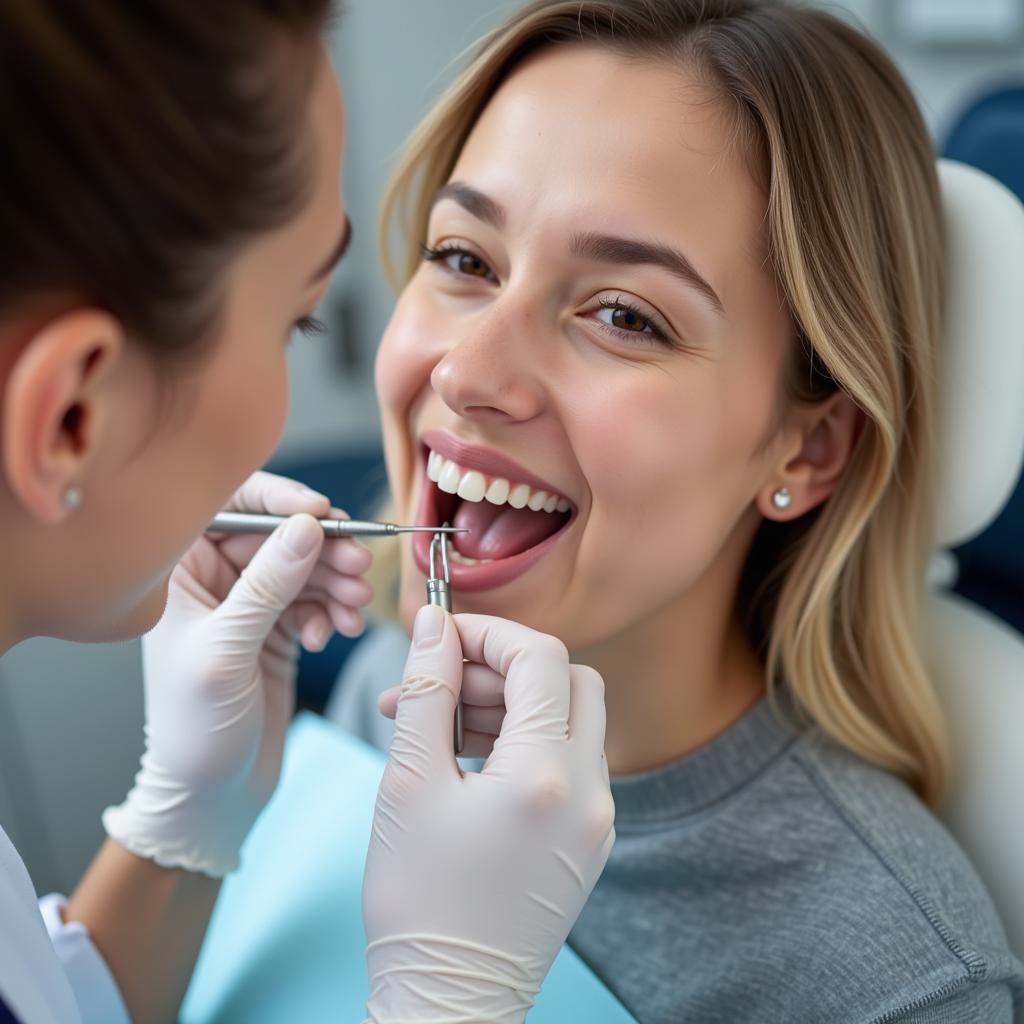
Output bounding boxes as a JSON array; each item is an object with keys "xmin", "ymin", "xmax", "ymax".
[
  {"xmin": 430, "ymin": 184, "xmax": 723, "ymax": 315},
  {"xmin": 570, "ymin": 232, "xmax": 724, "ymax": 315},
  {"xmin": 432, "ymin": 181, "xmax": 506, "ymax": 230}
]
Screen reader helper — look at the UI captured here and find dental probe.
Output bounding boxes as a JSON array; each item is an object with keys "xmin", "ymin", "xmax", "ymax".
[
  {"xmin": 207, "ymin": 511, "xmax": 468, "ymax": 539},
  {"xmin": 427, "ymin": 528, "xmax": 464, "ymax": 756}
]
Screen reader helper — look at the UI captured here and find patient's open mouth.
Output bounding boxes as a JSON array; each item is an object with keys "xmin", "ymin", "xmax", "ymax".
[{"xmin": 412, "ymin": 430, "xmax": 576, "ymax": 593}]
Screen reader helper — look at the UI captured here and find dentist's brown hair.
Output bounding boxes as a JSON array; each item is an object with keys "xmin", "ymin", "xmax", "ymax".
[
  {"xmin": 379, "ymin": 0, "xmax": 947, "ymax": 804},
  {"xmin": 1, "ymin": 0, "xmax": 331, "ymax": 360}
]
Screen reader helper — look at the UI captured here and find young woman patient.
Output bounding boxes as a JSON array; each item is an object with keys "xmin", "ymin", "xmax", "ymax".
[{"xmin": 330, "ymin": 1, "xmax": 1024, "ymax": 1020}]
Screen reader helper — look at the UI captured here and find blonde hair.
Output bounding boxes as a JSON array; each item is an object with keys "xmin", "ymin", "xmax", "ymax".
[{"xmin": 377, "ymin": 0, "xmax": 947, "ymax": 804}]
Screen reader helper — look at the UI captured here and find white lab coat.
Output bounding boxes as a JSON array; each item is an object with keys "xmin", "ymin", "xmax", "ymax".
[{"xmin": 0, "ymin": 826, "xmax": 129, "ymax": 1023}]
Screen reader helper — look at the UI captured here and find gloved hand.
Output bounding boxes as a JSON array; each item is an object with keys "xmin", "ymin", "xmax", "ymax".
[
  {"xmin": 103, "ymin": 471, "xmax": 373, "ymax": 877},
  {"xmin": 363, "ymin": 607, "xmax": 615, "ymax": 1024}
]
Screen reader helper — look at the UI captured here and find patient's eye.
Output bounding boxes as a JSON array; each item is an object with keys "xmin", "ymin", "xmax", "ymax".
[
  {"xmin": 454, "ymin": 252, "xmax": 490, "ymax": 277},
  {"xmin": 602, "ymin": 306, "xmax": 650, "ymax": 333},
  {"xmin": 421, "ymin": 243, "xmax": 497, "ymax": 283},
  {"xmin": 593, "ymin": 296, "xmax": 671, "ymax": 345}
]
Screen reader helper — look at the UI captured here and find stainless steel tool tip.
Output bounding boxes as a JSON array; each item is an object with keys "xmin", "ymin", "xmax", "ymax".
[{"xmin": 400, "ymin": 525, "xmax": 469, "ymax": 534}]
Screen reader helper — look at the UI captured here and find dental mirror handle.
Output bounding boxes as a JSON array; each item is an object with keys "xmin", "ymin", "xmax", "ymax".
[
  {"xmin": 426, "ymin": 578, "xmax": 463, "ymax": 755},
  {"xmin": 208, "ymin": 511, "xmax": 465, "ymax": 539}
]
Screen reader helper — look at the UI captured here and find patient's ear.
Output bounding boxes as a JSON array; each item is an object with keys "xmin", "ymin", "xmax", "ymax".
[
  {"xmin": 2, "ymin": 309, "xmax": 124, "ymax": 524},
  {"xmin": 757, "ymin": 391, "xmax": 863, "ymax": 521}
]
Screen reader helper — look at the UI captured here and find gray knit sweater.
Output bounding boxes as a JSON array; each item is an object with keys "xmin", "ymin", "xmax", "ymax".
[{"xmin": 327, "ymin": 625, "xmax": 1024, "ymax": 1023}]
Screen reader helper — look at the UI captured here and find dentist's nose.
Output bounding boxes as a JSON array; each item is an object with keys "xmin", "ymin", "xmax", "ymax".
[{"xmin": 431, "ymin": 307, "xmax": 547, "ymax": 423}]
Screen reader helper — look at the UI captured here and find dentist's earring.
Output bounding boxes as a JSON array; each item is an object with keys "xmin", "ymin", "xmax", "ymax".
[
  {"xmin": 62, "ymin": 486, "xmax": 83, "ymax": 511},
  {"xmin": 771, "ymin": 487, "xmax": 792, "ymax": 511}
]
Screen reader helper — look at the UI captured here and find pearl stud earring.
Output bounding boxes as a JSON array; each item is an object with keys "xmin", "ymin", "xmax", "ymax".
[
  {"xmin": 771, "ymin": 487, "xmax": 792, "ymax": 511},
  {"xmin": 62, "ymin": 486, "xmax": 83, "ymax": 511}
]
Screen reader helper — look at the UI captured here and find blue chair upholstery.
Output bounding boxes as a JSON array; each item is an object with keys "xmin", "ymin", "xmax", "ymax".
[
  {"xmin": 267, "ymin": 449, "xmax": 386, "ymax": 709},
  {"xmin": 942, "ymin": 86, "xmax": 1024, "ymax": 633}
]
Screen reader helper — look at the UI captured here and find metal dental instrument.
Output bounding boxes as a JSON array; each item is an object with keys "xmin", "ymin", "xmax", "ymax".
[
  {"xmin": 207, "ymin": 511, "xmax": 468, "ymax": 539},
  {"xmin": 427, "ymin": 527, "xmax": 464, "ymax": 756}
]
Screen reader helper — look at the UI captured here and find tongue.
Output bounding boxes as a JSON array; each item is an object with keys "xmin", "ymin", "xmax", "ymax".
[{"xmin": 452, "ymin": 499, "xmax": 563, "ymax": 560}]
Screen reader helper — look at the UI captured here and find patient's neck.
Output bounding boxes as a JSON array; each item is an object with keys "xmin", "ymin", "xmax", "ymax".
[{"xmin": 575, "ymin": 564, "xmax": 766, "ymax": 778}]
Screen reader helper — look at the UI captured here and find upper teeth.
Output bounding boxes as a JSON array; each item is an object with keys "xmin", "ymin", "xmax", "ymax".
[{"xmin": 426, "ymin": 450, "xmax": 571, "ymax": 514}]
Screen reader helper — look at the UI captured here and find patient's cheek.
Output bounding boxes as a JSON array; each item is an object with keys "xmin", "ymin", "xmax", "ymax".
[
  {"xmin": 375, "ymin": 290, "xmax": 437, "ymax": 420},
  {"xmin": 567, "ymin": 387, "xmax": 687, "ymax": 506}
]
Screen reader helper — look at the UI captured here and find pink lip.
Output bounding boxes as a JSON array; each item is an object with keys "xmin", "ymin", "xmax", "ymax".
[
  {"xmin": 411, "ymin": 439, "xmax": 577, "ymax": 594},
  {"xmin": 420, "ymin": 429, "xmax": 570, "ymax": 500}
]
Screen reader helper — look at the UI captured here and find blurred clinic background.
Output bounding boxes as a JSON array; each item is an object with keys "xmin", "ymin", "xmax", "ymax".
[{"xmin": 2, "ymin": 0, "xmax": 1023, "ymax": 897}]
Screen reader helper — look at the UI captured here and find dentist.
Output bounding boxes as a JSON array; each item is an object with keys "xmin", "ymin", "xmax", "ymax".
[{"xmin": 0, "ymin": 3, "xmax": 613, "ymax": 1023}]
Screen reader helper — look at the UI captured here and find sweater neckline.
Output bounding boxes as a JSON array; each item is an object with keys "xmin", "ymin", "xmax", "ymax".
[{"xmin": 609, "ymin": 687, "xmax": 806, "ymax": 828}]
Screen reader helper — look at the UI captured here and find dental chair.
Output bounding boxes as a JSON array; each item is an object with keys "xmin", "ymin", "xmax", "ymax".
[
  {"xmin": 928, "ymin": 161, "xmax": 1024, "ymax": 994},
  {"xmin": 943, "ymin": 86, "xmax": 1024, "ymax": 635}
]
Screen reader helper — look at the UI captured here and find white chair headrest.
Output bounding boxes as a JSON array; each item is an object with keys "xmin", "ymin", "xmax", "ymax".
[{"xmin": 935, "ymin": 160, "xmax": 1024, "ymax": 547}]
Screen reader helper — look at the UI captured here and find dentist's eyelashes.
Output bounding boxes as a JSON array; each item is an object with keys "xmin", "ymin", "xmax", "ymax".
[{"xmin": 291, "ymin": 313, "xmax": 327, "ymax": 340}]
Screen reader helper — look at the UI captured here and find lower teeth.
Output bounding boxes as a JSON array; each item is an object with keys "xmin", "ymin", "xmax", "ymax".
[{"xmin": 447, "ymin": 548, "xmax": 494, "ymax": 566}]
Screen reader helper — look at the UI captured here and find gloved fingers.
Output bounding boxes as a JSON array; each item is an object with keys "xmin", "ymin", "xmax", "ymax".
[
  {"xmin": 566, "ymin": 664, "xmax": 608, "ymax": 755},
  {"xmin": 211, "ymin": 533, "xmax": 264, "ymax": 573},
  {"xmin": 460, "ymin": 703, "xmax": 505, "ymax": 736},
  {"xmin": 215, "ymin": 530, "xmax": 370, "ymax": 587},
  {"xmin": 320, "ymin": 508, "xmax": 375, "ymax": 574},
  {"xmin": 377, "ymin": 685, "xmax": 400, "ymax": 719},
  {"xmin": 264, "ymin": 571, "xmax": 369, "ymax": 642},
  {"xmin": 216, "ymin": 474, "xmax": 367, "ymax": 621},
  {"xmin": 453, "ymin": 614, "xmax": 570, "ymax": 746},
  {"xmin": 163, "ymin": 541, "xmax": 230, "ymax": 612},
  {"xmin": 458, "ymin": 728, "xmax": 501, "ymax": 759},
  {"xmin": 213, "ymin": 514, "xmax": 324, "ymax": 644},
  {"xmin": 377, "ymin": 667, "xmax": 507, "ymax": 721},
  {"xmin": 388, "ymin": 606, "xmax": 464, "ymax": 782},
  {"xmin": 379, "ymin": 685, "xmax": 506, "ymax": 738},
  {"xmin": 304, "ymin": 563, "xmax": 374, "ymax": 610},
  {"xmin": 318, "ymin": 536, "xmax": 373, "ymax": 577},
  {"xmin": 275, "ymin": 599, "xmax": 321, "ymax": 638},
  {"xmin": 460, "ymin": 662, "xmax": 507, "ymax": 706},
  {"xmin": 284, "ymin": 590, "xmax": 364, "ymax": 642},
  {"xmin": 224, "ymin": 470, "xmax": 332, "ymax": 518},
  {"xmin": 283, "ymin": 603, "xmax": 334, "ymax": 653},
  {"xmin": 329, "ymin": 605, "xmax": 365, "ymax": 639},
  {"xmin": 301, "ymin": 612, "xmax": 333, "ymax": 653},
  {"xmin": 258, "ymin": 613, "xmax": 308, "ymax": 669}
]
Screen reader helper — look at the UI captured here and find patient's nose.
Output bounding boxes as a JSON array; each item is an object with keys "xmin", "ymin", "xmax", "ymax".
[{"xmin": 431, "ymin": 303, "xmax": 547, "ymax": 424}]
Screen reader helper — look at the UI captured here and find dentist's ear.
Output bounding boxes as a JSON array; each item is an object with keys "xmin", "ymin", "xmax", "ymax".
[
  {"xmin": 758, "ymin": 390, "xmax": 863, "ymax": 521},
  {"xmin": 2, "ymin": 309, "xmax": 125, "ymax": 525}
]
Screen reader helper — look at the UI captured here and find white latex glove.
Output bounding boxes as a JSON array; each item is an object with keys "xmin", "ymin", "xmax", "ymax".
[
  {"xmin": 103, "ymin": 471, "xmax": 373, "ymax": 877},
  {"xmin": 362, "ymin": 607, "xmax": 615, "ymax": 1024}
]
